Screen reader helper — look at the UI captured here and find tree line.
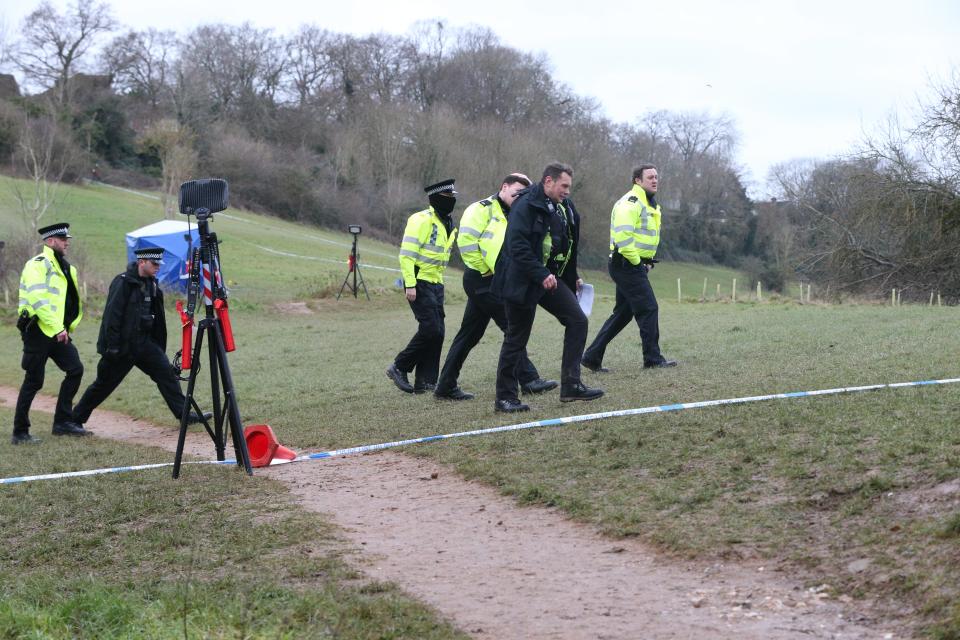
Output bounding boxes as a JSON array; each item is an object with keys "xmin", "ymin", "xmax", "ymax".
[{"xmin": 1, "ymin": 0, "xmax": 957, "ymax": 301}]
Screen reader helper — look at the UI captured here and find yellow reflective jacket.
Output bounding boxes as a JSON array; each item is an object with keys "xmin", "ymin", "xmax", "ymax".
[
  {"xmin": 18, "ymin": 245, "xmax": 83, "ymax": 337},
  {"xmin": 456, "ymin": 196, "xmax": 508, "ymax": 275},
  {"xmin": 609, "ymin": 184, "xmax": 661, "ymax": 264},
  {"xmin": 399, "ymin": 207, "xmax": 458, "ymax": 287}
]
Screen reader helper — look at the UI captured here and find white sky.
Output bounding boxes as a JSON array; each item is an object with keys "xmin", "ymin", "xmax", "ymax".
[{"xmin": 2, "ymin": 0, "xmax": 958, "ymax": 196}]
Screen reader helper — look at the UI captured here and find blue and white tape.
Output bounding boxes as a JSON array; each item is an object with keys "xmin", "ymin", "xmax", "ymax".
[{"xmin": 3, "ymin": 377, "xmax": 958, "ymax": 486}]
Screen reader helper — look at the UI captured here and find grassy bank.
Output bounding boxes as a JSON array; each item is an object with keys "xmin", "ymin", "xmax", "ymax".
[{"xmin": 2, "ymin": 177, "xmax": 959, "ymax": 636}]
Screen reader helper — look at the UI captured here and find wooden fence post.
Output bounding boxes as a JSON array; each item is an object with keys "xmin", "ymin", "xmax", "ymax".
[
  {"xmin": 702, "ymin": 277, "xmax": 707, "ymax": 302},
  {"xmin": 732, "ymin": 278, "xmax": 737, "ymax": 302},
  {"xmin": 677, "ymin": 278, "xmax": 682, "ymax": 304}
]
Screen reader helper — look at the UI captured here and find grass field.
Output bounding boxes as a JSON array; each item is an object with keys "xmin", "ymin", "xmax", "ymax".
[{"xmin": 2, "ymin": 177, "xmax": 959, "ymax": 637}]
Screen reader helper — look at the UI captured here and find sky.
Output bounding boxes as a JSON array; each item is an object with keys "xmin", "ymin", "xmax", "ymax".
[{"xmin": 2, "ymin": 0, "xmax": 958, "ymax": 196}]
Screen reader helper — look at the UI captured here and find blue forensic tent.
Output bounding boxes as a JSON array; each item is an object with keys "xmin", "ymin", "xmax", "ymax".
[{"xmin": 125, "ymin": 220, "xmax": 200, "ymax": 291}]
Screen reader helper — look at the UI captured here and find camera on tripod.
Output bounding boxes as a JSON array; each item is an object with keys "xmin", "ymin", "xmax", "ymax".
[
  {"xmin": 338, "ymin": 223, "xmax": 369, "ymax": 300},
  {"xmin": 172, "ymin": 177, "xmax": 252, "ymax": 477}
]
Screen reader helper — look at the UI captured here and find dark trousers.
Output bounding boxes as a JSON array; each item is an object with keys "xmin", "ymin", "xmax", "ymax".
[
  {"xmin": 14, "ymin": 328, "xmax": 84, "ymax": 433},
  {"xmin": 496, "ymin": 280, "xmax": 587, "ymax": 401},
  {"xmin": 436, "ymin": 269, "xmax": 539, "ymax": 392},
  {"xmin": 72, "ymin": 341, "xmax": 187, "ymax": 425},
  {"xmin": 394, "ymin": 281, "xmax": 445, "ymax": 385},
  {"xmin": 583, "ymin": 258, "xmax": 664, "ymax": 367}
]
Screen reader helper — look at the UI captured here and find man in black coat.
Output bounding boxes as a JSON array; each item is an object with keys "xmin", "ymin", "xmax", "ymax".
[
  {"xmin": 71, "ymin": 248, "xmax": 208, "ymax": 427},
  {"xmin": 492, "ymin": 162, "xmax": 604, "ymax": 412}
]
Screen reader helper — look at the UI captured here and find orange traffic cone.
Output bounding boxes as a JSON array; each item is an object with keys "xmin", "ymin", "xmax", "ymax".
[{"xmin": 244, "ymin": 424, "xmax": 297, "ymax": 468}]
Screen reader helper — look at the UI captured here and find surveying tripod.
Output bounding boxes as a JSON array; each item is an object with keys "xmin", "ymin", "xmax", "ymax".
[
  {"xmin": 172, "ymin": 182, "xmax": 252, "ymax": 478},
  {"xmin": 337, "ymin": 226, "xmax": 369, "ymax": 300}
]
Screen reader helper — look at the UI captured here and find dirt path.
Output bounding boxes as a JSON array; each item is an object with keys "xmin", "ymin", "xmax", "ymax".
[{"xmin": 2, "ymin": 386, "xmax": 894, "ymax": 639}]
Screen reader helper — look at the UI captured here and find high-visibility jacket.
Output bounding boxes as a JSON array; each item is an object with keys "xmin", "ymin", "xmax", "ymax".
[
  {"xmin": 609, "ymin": 184, "xmax": 661, "ymax": 265},
  {"xmin": 457, "ymin": 196, "xmax": 509, "ymax": 275},
  {"xmin": 399, "ymin": 207, "xmax": 458, "ymax": 287},
  {"xmin": 18, "ymin": 245, "xmax": 83, "ymax": 337}
]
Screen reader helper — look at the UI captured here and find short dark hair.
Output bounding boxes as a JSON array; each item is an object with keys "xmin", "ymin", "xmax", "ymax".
[
  {"xmin": 542, "ymin": 162, "xmax": 573, "ymax": 182},
  {"xmin": 503, "ymin": 173, "xmax": 531, "ymax": 188},
  {"xmin": 633, "ymin": 164, "xmax": 657, "ymax": 182}
]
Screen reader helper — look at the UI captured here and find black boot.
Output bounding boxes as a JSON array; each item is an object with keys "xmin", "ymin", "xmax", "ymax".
[
  {"xmin": 494, "ymin": 398, "xmax": 530, "ymax": 413},
  {"xmin": 560, "ymin": 382, "xmax": 604, "ymax": 403},
  {"xmin": 520, "ymin": 378, "xmax": 559, "ymax": 394},
  {"xmin": 386, "ymin": 363, "xmax": 415, "ymax": 393}
]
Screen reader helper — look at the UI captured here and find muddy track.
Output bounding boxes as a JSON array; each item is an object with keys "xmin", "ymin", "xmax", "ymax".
[{"xmin": 1, "ymin": 386, "xmax": 894, "ymax": 639}]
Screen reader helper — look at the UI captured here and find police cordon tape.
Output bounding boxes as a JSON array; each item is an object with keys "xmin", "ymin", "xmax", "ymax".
[{"xmin": 3, "ymin": 377, "xmax": 959, "ymax": 486}]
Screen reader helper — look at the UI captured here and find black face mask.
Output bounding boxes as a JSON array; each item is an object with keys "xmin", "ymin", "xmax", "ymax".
[{"xmin": 429, "ymin": 193, "xmax": 456, "ymax": 216}]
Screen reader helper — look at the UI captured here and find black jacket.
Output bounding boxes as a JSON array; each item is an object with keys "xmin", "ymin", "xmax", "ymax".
[
  {"xmin": 97, "ymin": 262, "xmax": 168, "ymax": 358},
  {"xmin": 493, "ymin": 182, "xmax": 581, "ymax": 306}
]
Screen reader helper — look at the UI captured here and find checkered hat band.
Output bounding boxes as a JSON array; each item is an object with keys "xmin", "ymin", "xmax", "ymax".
[
  {"xmin": 135, "ymin": 249, "xmax": 164, "ymax": 260},
  {"xmin": 426, "ymin": 185, "xmax": 455, "ymax": 195},
  {"xmin": 41, "ymin": 226, "xmax": 69, "ymax": 239}
]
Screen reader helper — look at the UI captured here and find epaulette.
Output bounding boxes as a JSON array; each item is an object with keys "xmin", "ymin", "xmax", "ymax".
[
  {"xmin": 479, "ymin": 199, "xmax": 492, "ymax": 207},
  {"xmin": 627, "ymin": 195, "xmax": 639, "ymax": 203},
  {"xmin": 34, "ymin": 256, "xmax": 45, "ymax": 261}
]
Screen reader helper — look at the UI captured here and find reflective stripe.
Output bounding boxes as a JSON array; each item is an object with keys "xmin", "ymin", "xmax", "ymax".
[
  {"xmin": 31, "ymin": 300, "xmax": 50, "ymax": 310},
  {"xmin": 612, "ymin": 225, "xmax": 634, "ymax": 233},
  {"xmin": 636, "ymin": 227, "xmax": 657, "ymax": 237},
  {"xmin": 479, "ymin": 231, "xmax": 495, "ymax": 239},
  {"xmin": 615, "ymin": 238, "xmax": 634, "ymax": 248},
  {"xmin": 402, "ymin": 236, "xmax": 421, "ymax": 245},
  {"xmin": 47, "ymin": 287, "xmax": 60, "ymax": 295},
  {"xmin": 459, "ymin": 226, "xmax": 483, "ymax": 237},
  {"xmin": 636, "ymin": 242, "xmax": 658, "ymax": 251},
  {"xmin": 18, "ymin": 298, "xmax": 29, "ymax": 307},
  {"xmin": 480, "ymin": 248, "xmax": 488, "ymax": 257},
  {"xmin": 422, "ymin": 243, "xmax": 445, "ymax": 252},
  {"xmin": 639, "ymin": 206, "xmax": 653, "ymax": 236},
  {"xmin": 459, "ymin": 243, "xmax": 480, "ymax": 253},
  {"xmin": 23, "ymin": 283, "xmax": 52, "ymax": 293},
  {"xmin": 400, "ymin": 249, "xmax": 445, "ymax": 266}
]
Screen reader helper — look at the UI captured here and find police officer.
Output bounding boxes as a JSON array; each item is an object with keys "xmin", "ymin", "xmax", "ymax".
[
  {"xmin": 71, "ymin": 247, "xmax": 210, "ymax": 428},
  {"xmin": 12, "ymin": 223, "xmax": 87, "ymax": 444},
  {"xmin": 386, "ymin": 179, "xmax": 458, "ymax": 394},
  {"xmin": 434, "ymin": 173, "xmax": 557, "ymax": 400},
  {"xmin": 493, "ymin": 163, "xmax": 604, "ymax": 412},
  {"xmin": 582, "ymin": 165, "xmax": 678, "ymax": 371}
]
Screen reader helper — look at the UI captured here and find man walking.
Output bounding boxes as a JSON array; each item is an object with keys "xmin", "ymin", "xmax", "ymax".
[
  {"xmin": 71, "ymin": 247, "xmax": 210, "ymax": 428},
  {"xmin": 12, "ymin": 223, "xmax": 87, "ymax": 444},
  {"xmin": 582, "ymin": 165, "xmax": 677, "ymax": 372},
  {"xmin": 434, "ymin": 173, "xmax": 557, "ymax": 400},
  {"xmin": 493, "ymin": 163, "xmax": 603, "ymax": 412},
  {"xmin": 387, "ymin": 179, "xmax": 459, "ymax": 394}
]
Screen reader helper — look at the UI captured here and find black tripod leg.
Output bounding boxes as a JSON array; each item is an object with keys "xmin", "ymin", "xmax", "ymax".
[
  {"xmin": 355, "ymin": 265, "xmax": 370, "ymax": 300},
  {"xmin": 210, "ymin": 321, "xmax": 252, "ymax": 475},
  {"xmin": 206, "ymin": 318, "xmax": 225, "ymax": 461},
  {"xmin": 336, "ymin": 270, "xmax": 352, "ymax": 300},
  {"xmin": 173, "ymin": 323, "xmax": 206, "ymax": 478}
]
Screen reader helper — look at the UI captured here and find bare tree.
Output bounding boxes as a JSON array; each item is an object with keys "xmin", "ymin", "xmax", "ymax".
[
  {"xmin": 283, "ymin": 25, "xmax": 336, "ymax": 107},
  {"xmin": 11, "ymin": 0, "xmax": 116, "ymax": 109},
  {"xmin": 101, "ymin": 28, "xmax": 178, "ymax": 112},
  {"xmin": 139, "ymin": 118, "xmax": 197, "ymax": 218},
  {"xmin": 180, "ymin": 23, "xmax": 284, "ymax": 129},
  {"xmin": 11, "ymin": 113, "xmax": 78, "ymax": 234}
]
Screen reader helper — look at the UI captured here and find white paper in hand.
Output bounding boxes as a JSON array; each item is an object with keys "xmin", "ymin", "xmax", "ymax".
[{"xmin": 577, "ymin": 283, "xmax": 594, "ymax": 316}]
